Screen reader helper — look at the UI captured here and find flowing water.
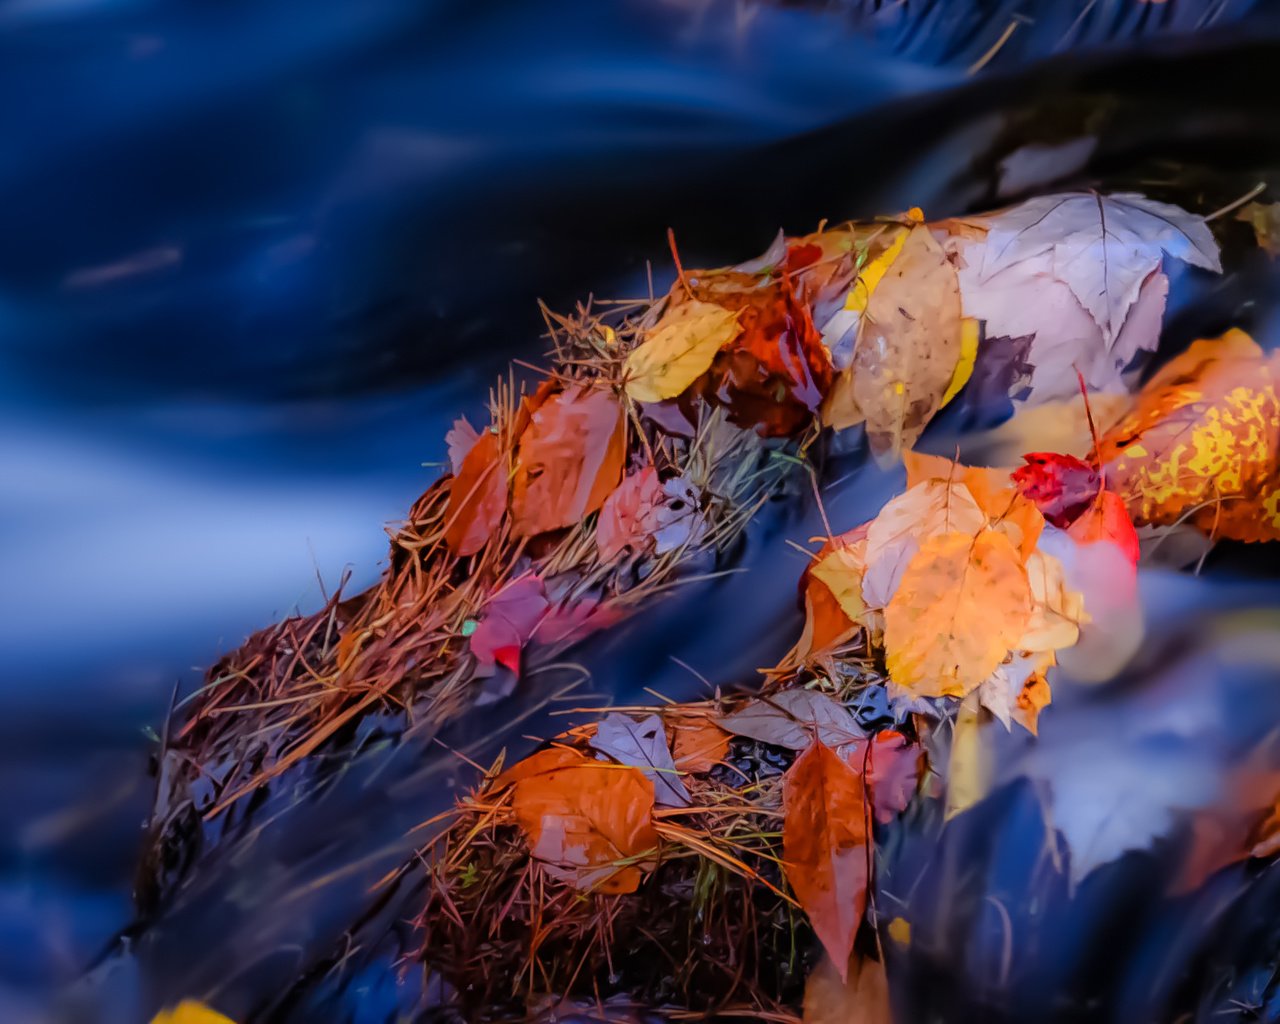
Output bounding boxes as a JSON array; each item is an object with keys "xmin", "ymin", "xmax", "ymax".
[{"xmin": 3, "ymin": 1, "xmax": 1280, "ymax": 1021}]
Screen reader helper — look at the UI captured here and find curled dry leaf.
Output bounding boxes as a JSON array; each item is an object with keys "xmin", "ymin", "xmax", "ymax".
[
  {"xmin": 623, "ymin": 298, "xmax": 741, "ymax": 404},
  {"xmin": 884, "ymin": 530, "xmax": 1033, "ymax": 698},
  {"xmin": 590, "ymin": 712, "xmax": 690, "ymax": 807},
  {"xmin": 509, "ymin": 749, "xmax": 659, "ymax": 894},
  {"xmin": 443, "ymin": 426, "xmax": 507, "ymax": 556},
  {"xmin": 826, "ymin": 223, "xmax": 963, "ymax": 464},
  {"xmin": 1096, "ymin": 329, "xmax": 1280, "ymax": 542},
  {"xmin": 719, "ymin": 689, "xmax": 864, "ymax": 751},
  {"xmin": 802, "ymin": 953, "xmax": 892, "ymax": 1024},
  {"xmin": 512, "ymin": 385, "xmax": 626, "ymax": 537},
  {"xmin": 783, "ymin": 740, "xmax": 869, "ymax": 976}
]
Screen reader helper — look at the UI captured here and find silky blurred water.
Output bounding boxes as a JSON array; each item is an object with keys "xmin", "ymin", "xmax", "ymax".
[{"xmin": 3, "ymin": 0, "xmax": 1280, "ymax": 1020}]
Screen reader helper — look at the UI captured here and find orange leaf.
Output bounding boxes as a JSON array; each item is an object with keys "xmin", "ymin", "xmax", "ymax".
[
  {"xmin": 510, "ymin": 758, "xmax": 658, "ymax": 894},
  {"xmin": 443, "ymin": 428, "xmax": 508, "ymax": 556},
  {"xmin": 512, "ymin": 385, "xmax": 626, "ymax": 537},
  {"xmin": 884, "ymin": 530, "xmax": 1033, "ymax": 697},
  {"xmin": 671, "ymin": 718, "xmax": 731, "ymax": 774},
  {"xmin": 1096, "ymin": 329, "xmax": 1280, "ymax": 542},
  {"xmin": 1067, "ymin": 490, "xmax": 1140, "ymax": 565},
  {"xmin": 783, "ymin": 740, "xmax": 869, "ymax": 975},
  {"xmin": 493, "ymin": 744, "xmax": 585, "ymax": 790},
  {"xmin": 802, "ymin": 952, "xmax": 892, "ymax": 1024}
]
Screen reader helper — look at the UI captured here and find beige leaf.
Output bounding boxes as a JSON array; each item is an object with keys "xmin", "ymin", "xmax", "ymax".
[{"xmin": 624, "ymin": 299, "xmax": 741, "ymax": 403}]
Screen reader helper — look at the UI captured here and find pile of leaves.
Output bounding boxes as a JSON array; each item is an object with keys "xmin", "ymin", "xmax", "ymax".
[{"xmin": 136, "ymin": 184, "xmax": 1280, "ymax": 1021}]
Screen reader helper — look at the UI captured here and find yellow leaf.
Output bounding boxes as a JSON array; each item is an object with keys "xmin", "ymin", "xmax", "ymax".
[
  {"xmin": 150, "ymin": 1001, "xmax": 237, "ymax": 1024},
  {"xmin": 623, "ymin": 299, "xmax": 741, "ymax": 404},
  {"xmin": 844, "ymin": 224, "xmax": 909, "ymax": 315},
  {"xmin": 810, "ymin": 542, "xmax": 869, "ymax": 623},
  {"xmin": 945, "ymin": 692, "xmax": 991, "ymax": 819},
  {"xmin": 939, "ymin": 316, "xmax": 980, "ymax": 409},
  {"xmin": 884, "ymin": 530, "xmax": 1033, "ymax": 697},
  {"xmin": 1019, "ymin": 550, "xmax": 1089, "ymax": 652}
]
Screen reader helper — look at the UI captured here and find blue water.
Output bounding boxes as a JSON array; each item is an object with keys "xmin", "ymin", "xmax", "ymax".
[{"xmin": 3, "ymin": 0, "xmax": 1279, "ymax": 1020}]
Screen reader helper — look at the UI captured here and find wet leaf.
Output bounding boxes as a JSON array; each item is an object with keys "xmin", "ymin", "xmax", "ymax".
[
  {"xmin": 670, "ymin": 718, "xmax": 731, "ymax": 774},
  {"xmin": 510, "ymin": 753, "xmax": 658, "ymax": 894},
  {"xmin": 1236, "ymin": 200, "xmax": 1280, "ymax": 258},
  {"xmin": 150, "ymin": 1003, "xmax": 237, "ymax": 1024},
  {"xmin": 849, "ymin": 729, "xmax": 922, "ymax": 823},
  {"xmin": 783, "ymin": 740, "xmax": 869, "ymax": 975},
  {"xmin": 884, "ymin": 530, "xmax": 1033, "ymax": 697},
  {"xmin": 945, "ymin": 692, "xmax": 991, "ymax": 819},
  {"xmin": 443, "ymin": 427, "xmax": 507, "ymax": 556},
  {"xmin": 445, "ymin": 416, "xmax": 482, "ymax": 474},
  {"xmin": 1096, "ymin": 329, "xmax": 1280, "ymax": 542},
  {"xmin": 512, "ymin": 385, "xmax": 626, "ymax": 537},
  {"xmin": 469, "ymin": 575, "xmax": 548, "ymax": 674},
  {"xmin": 719, "ymin": 690, "xmax": 864, "ymax": 751},
  {"xmin": 1066, "ymin": 490, "xmax": 1140, "ymax": 566},
  {"xmin": 1012, "ymin": 452, "xmax": 1101, "ymax": 528},
  {"xmin": 590, "ymin": 712, "xmax": 690, "ymax": 807},
  {"xmin": 829, "ymin": 224, "xmax": 963, "ymax": 463},
  {"xmin": 623, "ymin": 298, "xmax": 741, "ymax": 404},
  {"xmin": 803, "ymin": 952, "xmax": 891, "ymax": 1024},
  {"xmin": 494, "ymin": 744, "xmax": 584, "ymax": 790},
  {"xmin": 596, "ymin": 467, "xmax": 664, "ymax": 562}
]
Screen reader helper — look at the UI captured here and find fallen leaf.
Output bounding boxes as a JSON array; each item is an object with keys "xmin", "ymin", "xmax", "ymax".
[
  {"xmin": 469, "ymin": 575, "xmax": 549, "ymax": 674},
  {"xmin": 884, "ymin": 530, "xmax": 1033, "ymax": 697},
  {"xmin": 1237, "ymin": 200, "xmax": 1280, "ymax": 257},
  {"xmin": 1012, "ymin": 452, "xmax": 1101, "ymax": 527},
  {"xmin": 443, "ymin": 427, "xmax": 507, "ymax": 556},
  {"xmin": 590, "ymin": 712, "xmax": 690, "ymax": 807},
  {"xmin": 851, "ymin": 729, "xmax": 922, "ymax": 823},
  {"xmin": 1066, "ymin": 490, "xmax": 1140, "ymax": 566},
  {"xmin": 783, "ymin": 740, "xmax": 870, "ymax": 975},
  {"xmin": 802, "ymin": 952, "xmax": 891, "ymax": 1024},
  {"xmin": 1019, "ymin": 549, "xmax": 1088, "ymax": 653},
  {"xmin": 150, "ymin": 1002, "xmax": 237, "ymax": 1024},
  {"xmin": 445, "ymin": 416, "xmax": 481, "ymax": 474},
  {"xmin": 810, "ymin": 541, "xmax": 870, "ymax": 623},
  {"xmin": 511, "ymin": 756, "xmax": 659, "ymax": 893},
  {"xmin": 624, "ymin": 298, "xmax": 741, "ymax": 404},
  {"xmin": 719, "ymin": 690, "xmax": 865, "ymax": 751},
  {"xmin": 945, "ymin": 692, "xmax": 991, "ymax": 819},
  {"xmin": 652, "ymin": 474, "xmax": 705, "ymax": 553},
  {"xmin": 670, "ymin": 717, "xmax": 731, "ymax": 774},
  {"xmin": 512, "ymin": 385, "xmax": 626, "ymax": 537},
  {"xmin": 494, "ymin": 744, "xmax": 585, "ymax": 790},
  {"xmin": 1096, "ymin": 329, "xmax": 1280, "ymax": 542},
  {"xmin": 596, "ymin": 467, "xmax": 664, "ymax": 562},
  {"xmin": 964, "ymin": 332, "xmax": 1035, "ymax": 415},
  {"xmin": 830, "ymin": 224, "xmax": 964, "ymax": 463}
]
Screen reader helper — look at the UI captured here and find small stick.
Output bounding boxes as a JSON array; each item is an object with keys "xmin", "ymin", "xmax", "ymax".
[
  {"xmin": 668, "ymin": 227, "xmax": 693, "ymax": 299},
  {"xmin": 1206, "ymin": 181, "xmax": 1266, "ymax": 222}
]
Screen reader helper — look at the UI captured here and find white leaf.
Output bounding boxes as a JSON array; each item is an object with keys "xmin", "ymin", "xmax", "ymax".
[
  {"xmin": 718, "ymin": 690, "xmax": 864, "ymax": 751},
  {"xmin": 590, "ymin": 712, "xmax": 690, "ymax": 807}
]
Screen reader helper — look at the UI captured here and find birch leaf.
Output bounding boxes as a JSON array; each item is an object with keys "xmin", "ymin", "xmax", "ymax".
[
  {"xmin": 590, "ymin": 712, "xmax": 690, "ymax": 807},
  {"xmin": 624, "ymin": 299, "xmax": 741, "ymax": 404}
]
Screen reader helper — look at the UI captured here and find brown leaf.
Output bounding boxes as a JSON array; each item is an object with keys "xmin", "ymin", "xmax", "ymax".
[
  {"xmin": 512, "ymin": 385, "xmax": 627, "ymax": 537},
  {"xmin": 836, "ymin": 224, "xmax": 963, "ymax": 464},
  {"xmin": 783, "ymin": 740, "xmax": 869, "ymax": 974},
  {"xmin": 802, "ymin": 952, "xmax": 892, "ymax": 1024},
  {"xmin": 670, "ymin": 718, "xmax": 731, "ymax": 774},
  {"xmin": 510, "ymin": 756, "xmax": 658, "ymax": 894},
  {"xmin": 443, "ymin": 427, "xmax": 508, "ymax": 556},
  {"xmin": 719, "ymin": 690, "xmax": 864, "ymax": 751},
  {"xmin": 596, "ymin": 467, "xmax": 664, "ymax": 562},
  {"xmin": 590, "ymin": 712, "xmax": 690, "ymax": 807}
]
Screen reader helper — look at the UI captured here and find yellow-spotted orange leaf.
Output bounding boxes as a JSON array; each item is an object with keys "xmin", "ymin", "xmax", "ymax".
[
  {"xmin": 1096, "ymin": 329, "xmax": 1280, "ymax": 542},
  {"xmin": 783, "ymin": 740, "xmax": 869, "ymax": 976},
  {"xmin": 884, "ymin": 530, "xmax": 1033, "ymax": 697}
]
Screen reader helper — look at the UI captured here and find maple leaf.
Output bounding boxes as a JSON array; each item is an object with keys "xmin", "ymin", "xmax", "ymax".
[
  {"xmin": 669, "ymin": 717, "xmax": 731, "ymax": 774},
  {"xmin": 825, "ymin": 223, "xmax": 964, "ymax": 463},
  {"xmin": 443, "ymin": 426, "xmax": 507, "ymax": 556},
  {"xmin": 511, "ymin": 385, "xmax": 626, "ymax": 537},
  {"xmin": 783, "ymin": 740, "xmax": 869, "ymax": 976},
  {"xmin": 1012, "ymin": 452, "xmax": 1101, "ymax": 528},
  {"xmin": 719, "ymin": 690, "xmax": 864, "ymax": 751},
  {"xmin": 589, "ymin": 712, "xmax": 690, "ymax": 807},
  {"xmin": 150, "ymin": 1003, "xmax": 237, "ymax": 1024},
  {"xmin": 468, "ymin": 575, "xmax": 548, "ymax": 674},
  {"xmin": 509, "ymin": 751, "xmax": 659, "ymax": 894},
  {"xmin": 802, "ymin": 952, "xmax": 892, "ymax": 1024},
  {"xmin": 1096, "ymin": 329, "xmax": 1280, "ymax": 542},
  {"xmin": 975, "ymin": 192, "xmax": 1220, "ymax": 343},
  {"xmin": 623, "ymin": 298, "xmax": 741, "ymax": 404},
  {"xmin": 884, "ymin": 530, "xmax": 1033, "ymax": 698}
]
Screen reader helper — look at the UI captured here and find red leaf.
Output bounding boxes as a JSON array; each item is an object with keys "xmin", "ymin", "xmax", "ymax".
[
  {"xmin": 596, "ymin": 467, "xmax": 664, "ymax": 562},
  {"xmin": 785, "ymin": 241, "xmax": 824, "ymax": 273},
  {"xmin": 783, "ymin": 740, "xmax": 870, "ymax": 976},
  {"xmin": 469, "ymin": 576, "xmax": 549, "ymax": 673},
  {"xmin": 1067, "ymin": 490, "xmax": 1141, "ymax": 566},
  {"xmin": 512, "ymin": 385, "xmax": 626, "ymax": 537},
  {"xmin": 1012, "ymin": 452, "xmax": 1101, "ymax": 528},
  {"xmin": 850, "ymin": 731, "xmax": 921, "ymax": 824},
  {"xmin": 443, "ymin": 428, "xmax": 507, "ymax": 556}
]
